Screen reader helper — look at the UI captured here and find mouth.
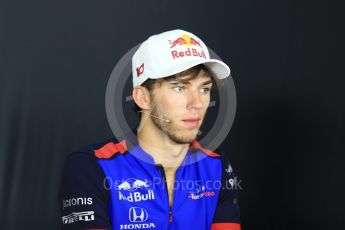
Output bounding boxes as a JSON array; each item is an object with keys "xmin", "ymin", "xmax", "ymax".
[{"xmin": 181, "ymin": 118, "xmax": 201, "ymax": 128}]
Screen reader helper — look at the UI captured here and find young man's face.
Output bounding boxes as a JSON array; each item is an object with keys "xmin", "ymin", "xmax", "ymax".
[{"xmin": 148, "ymin": 71, "xmax": 213, "ymax": 144}]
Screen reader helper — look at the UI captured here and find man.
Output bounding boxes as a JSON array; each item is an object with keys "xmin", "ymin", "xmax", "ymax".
[{"xmin": 59, "ymin": 29, "xmax": 241, "ymax": 230}]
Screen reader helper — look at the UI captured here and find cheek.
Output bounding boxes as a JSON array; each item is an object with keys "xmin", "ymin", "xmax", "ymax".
[
  {"xmin": 156, "ymin": 93, "xmax": 186, "ymax": 111},
  {"xmin": 203, "ymin": 95, "xmax": 211, "ymax": 104},
  {"xmin": 163, "ymin": 98, "xmax": 186, "ymax": 113}
]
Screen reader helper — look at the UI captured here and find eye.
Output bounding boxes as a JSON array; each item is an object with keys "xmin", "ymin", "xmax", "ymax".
[
  {"xmin": 173, "ymin": 86, "xmax": 185, "ymax": 93},
  {"xmin": 200, "ymin": 87, "xmax": 211, "ymax": 94}
]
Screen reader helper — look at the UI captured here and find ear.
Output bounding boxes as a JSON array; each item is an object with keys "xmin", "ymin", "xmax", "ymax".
[{"xmin": 132, "ymin": 86, "xmax": 151, "ymax": 110}]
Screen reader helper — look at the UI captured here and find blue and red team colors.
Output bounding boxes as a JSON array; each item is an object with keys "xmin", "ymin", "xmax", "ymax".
[{"xmin": 59, "ymin": 138, "xmax": 241, "ymax": 230}]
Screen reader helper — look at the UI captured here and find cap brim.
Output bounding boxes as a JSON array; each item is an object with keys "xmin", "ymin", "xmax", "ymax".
[{"xmin": 150, "ymin": 59, "xmax": 231, "ymax": 80}]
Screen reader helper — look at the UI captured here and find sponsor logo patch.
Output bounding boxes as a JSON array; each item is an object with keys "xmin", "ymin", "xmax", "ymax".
[
  {"xmin": 62, "ymin": 197, "xmax": 93, "ymax": 210},
  {"xmin": 188, "ymin": 185, "xmax": 215, "ymax": 200},
  {"xmin": 119, "ymin": 207, "xmax": 156, "ymax": 229},
  {"xmin": 168, "ymin": 34, "xmax": 206, "ymax": 60},
  {"xmin": 116, "ymin": 178, "xmax": 155, "ymax": 203},
  {"xmin": 116, "ymin": 178, "xmax": 150, "ymax": 191},
  {"xmin": 62, "ymin": 211, "xmax": 94, "ymax": 225},
  {"xmin": 225, "ymin": 164, "xmax": 233, "ymax": 175}
]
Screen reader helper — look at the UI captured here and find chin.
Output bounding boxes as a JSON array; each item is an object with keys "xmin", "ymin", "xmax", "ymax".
[
  {"xmin": 171, "ymin": 137, "xmax": 195, "ymax": 145},
  {"xmin": 171, "ymin": 133, "xmax": 198, "ymax": 144}
]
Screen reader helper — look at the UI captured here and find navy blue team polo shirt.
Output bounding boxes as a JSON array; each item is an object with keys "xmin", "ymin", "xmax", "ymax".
[{"xmin": 58, "ymin": 138, "xmax": 241, "ymax": 230}]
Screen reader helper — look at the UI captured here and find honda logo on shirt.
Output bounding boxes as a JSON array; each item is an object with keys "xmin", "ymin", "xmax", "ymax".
[{"xmin": 129, "ymin": 207, "xmax": 148, "ymax": 222}]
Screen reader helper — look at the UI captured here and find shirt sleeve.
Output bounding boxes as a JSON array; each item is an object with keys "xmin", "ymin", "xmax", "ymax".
[
  {"xmin": 211, "ymin": 154, "xmax": 241, "ymax": 230},
  {"xmin": 58, "ymin": 152, "xmax": 112, "ymax": 230}
]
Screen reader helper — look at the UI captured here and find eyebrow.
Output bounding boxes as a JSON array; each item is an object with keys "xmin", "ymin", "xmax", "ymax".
[{"xmin": 168, "ymin": 79, "xmax": 213, "ymax": 86}]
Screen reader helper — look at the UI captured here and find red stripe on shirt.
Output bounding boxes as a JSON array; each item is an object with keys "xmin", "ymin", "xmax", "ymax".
[{"xmin": 211, "ymin": 223, "xmax": 241, "ymax": 230}]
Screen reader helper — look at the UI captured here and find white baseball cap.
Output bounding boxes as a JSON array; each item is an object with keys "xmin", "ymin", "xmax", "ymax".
[{"xmin": 132, "ymin": 29, "xmax": 231, "ymax": 87}]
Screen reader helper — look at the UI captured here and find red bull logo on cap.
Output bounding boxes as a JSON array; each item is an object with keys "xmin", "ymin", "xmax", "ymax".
[
  {"xmin": 168, "ymin": 34, "xmax": 206, "ymax": 60},
  {"xmin": 169, "ymin": 34, "xmax": 202, "ymax": 48}
]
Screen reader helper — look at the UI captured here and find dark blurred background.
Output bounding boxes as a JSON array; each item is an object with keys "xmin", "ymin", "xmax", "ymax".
[{"xmin": 0, "ymin": 0, "xmax": 344, "ymax": 229}]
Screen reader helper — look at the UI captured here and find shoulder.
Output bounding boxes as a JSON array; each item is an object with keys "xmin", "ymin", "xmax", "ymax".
[
  {"xmin": 189, "ymin": 140, "xmax": 237, "ymax": 175},
  {"xmin": 60, "ymin": 138, "xmax": 129, "ymax": 184},
  {"xmin": 65, "ymin": 137, "xmax": 128, "ymax": 163},
  {"xmin": 189, "ymin": 140, "xmax": 221, "ymax": 158},
  {"xmin": 189, "ymin": 140, "xmax": 231, "ymax": 163}
]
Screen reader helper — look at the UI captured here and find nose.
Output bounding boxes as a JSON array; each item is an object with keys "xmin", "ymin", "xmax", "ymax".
[{"xmin": 187, "ymin": 90, "xmax": 203, "ymax": 110}]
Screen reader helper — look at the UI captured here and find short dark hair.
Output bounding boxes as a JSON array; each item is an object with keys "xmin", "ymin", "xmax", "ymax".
[{"xmin": 133, "ymin": 64, "xmax": 217, "ymax": 115}]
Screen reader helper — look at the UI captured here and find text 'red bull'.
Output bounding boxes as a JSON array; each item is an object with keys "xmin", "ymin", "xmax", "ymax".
[{"xmin": 171, "ymin": 47, "xmax": 206, "ymax": 59}]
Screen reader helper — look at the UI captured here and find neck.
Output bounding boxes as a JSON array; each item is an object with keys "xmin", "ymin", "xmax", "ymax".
[{"xmin": 137, "ymin": 116, "xmax": 189, "ymax": 170}]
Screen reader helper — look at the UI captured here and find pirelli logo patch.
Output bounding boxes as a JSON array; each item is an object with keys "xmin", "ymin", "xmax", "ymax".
[{"xmin": 62, "ymin": 211, "xmax": 95, "ymax": 224}]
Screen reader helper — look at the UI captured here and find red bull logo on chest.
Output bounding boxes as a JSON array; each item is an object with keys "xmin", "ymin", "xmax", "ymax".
[{"xmin": 169, "ymin": 34, "xmax": 207, "ymax": 60}]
